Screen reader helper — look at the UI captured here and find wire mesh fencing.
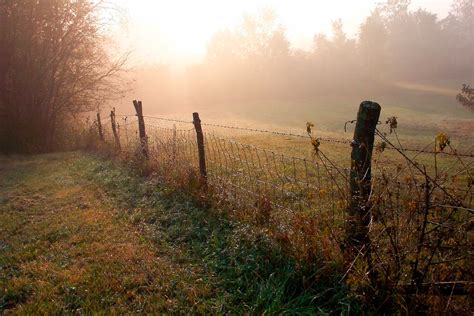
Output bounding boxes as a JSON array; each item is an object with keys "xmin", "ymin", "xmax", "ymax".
[
  {"xmin": 98, "ymin": 110, "xmax": 473, "ymax": 245},
  {"xmin": 93, "ymin": 103, "xmax": 473, "ymax": 311},
  {"xmin": 141, "ymin": 118, "xmax": 345, "ymax": 224}
]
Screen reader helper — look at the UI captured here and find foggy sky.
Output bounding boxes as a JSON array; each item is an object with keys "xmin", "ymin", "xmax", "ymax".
[{"xmin": 114, "ymin": 0, "xmax": 453, "ymax": 65}]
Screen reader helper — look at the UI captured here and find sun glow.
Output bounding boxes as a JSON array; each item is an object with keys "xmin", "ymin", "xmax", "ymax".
[{"xmin": 116, "ymin": 0, "xmax": 452, "ymax": 65}]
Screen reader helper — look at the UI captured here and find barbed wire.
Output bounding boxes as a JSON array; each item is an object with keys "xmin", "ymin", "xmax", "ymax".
[
  {"xmin": 119, "ymin": 121, "xmax": 138, "ymax": 127},
  {"xmin": 146, "ymin": 123, "xmax": 195, "ymax": 132},
  {"xmin": 144, "ymin": 116, "xmax": 194, "ymax": 124},
  {"xmin": 109, "ymin": 114, "xmax": 474, "ymax": 158},
  {"xmin": 139, "ymin": 115, "xmax": 353, "ymax": 144},
  {"xmin": 375, "ymin": 134, "xmax": 474, "ymax": 158},
  {"xmin": 115, "ymin": 114, "xmax": 136, "ymax": 118},
  {"xmin": 123, "ymin": 123, "xmax": 349, "ymax": 212},
  {"xmin": 200, "ymin": 121, "xmax": 353, "ymax": 145},
  {"xmin": 384, "ymin": 145, "xmax": 474, "ymax": 158}
]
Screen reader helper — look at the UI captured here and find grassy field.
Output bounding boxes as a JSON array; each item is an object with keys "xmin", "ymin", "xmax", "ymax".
[
  {"xmin": 140, "ymin": 90, "xmax": 474, "ymax": 148},
  {"xmin": 0, "ymin": 152, "xmax": 351, "ymax": 314}
]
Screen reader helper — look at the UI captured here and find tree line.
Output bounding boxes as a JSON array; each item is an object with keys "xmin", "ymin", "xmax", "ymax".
[{"xmin": 183, "ymin": 0, "xmax": 472, "ymax": 103}]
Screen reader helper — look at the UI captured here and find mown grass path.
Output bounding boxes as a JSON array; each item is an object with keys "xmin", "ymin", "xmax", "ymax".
[
  {"xmin": 0, "ymin": 152, "xmax": 224, "ymax": 314},
  {"xmin": 0, "ymin": 152, "xmax": 349, "ymax": 315}
]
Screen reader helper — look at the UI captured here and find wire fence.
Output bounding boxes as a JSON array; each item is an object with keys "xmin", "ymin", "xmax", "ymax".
[
  {"xmin": 96, "ymin": 103, "xmax": 473, "ymax": 311},
  {"xmin": 101, "ymin": 110, "xmax": 474, "ymax": 224},
  {"xmin": 116, "ymin": 114, "xmax": 474, "ymax": 157},
  {"xmin": 115, "ymin": 115, "xmax": 354, "ymax": 211}
]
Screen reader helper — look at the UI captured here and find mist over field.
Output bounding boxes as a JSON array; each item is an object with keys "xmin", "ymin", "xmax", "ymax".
[
  {"xmin": 112, "ymin": 0, "xmax": 473, "ymax": 144},
  {"xmin": 1, "ymin": 1, "xmax": 473, "ymax": 314}
]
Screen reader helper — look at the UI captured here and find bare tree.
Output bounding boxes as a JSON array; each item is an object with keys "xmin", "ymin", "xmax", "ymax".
[{"xmin": 0, "ymin": 0, "xmax": 128, "ymax": 152}]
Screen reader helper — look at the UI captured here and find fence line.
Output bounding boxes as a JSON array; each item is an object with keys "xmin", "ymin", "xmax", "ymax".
[
  {"xmin": 100, "ymin": 111, "xmax": 474, "ymax": 211},
  {"xmin": 103, "ymin": 110, "xmax": 474, "ymax": 214},
  {"xmin": 113, "ymin": 114, "xmax": 474, "ymax": 158},
  {"xmin": 95, "ymin": 100, "xmax": 473, "ymax": 306}
]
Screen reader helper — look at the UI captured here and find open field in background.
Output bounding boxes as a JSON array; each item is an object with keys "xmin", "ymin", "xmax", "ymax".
[
  {"xmin": 115, "ymin": 80, "xmax": 474, "ymax": 148},
  {"xmin": 125, "ymin": 100, "xmax": 473, "ymax": 151},
  {"xmin": 113, "ymin": 92, "xmax": 474, "ymax": 174},
  {"xmin": 120, "ymin": 111, "xmax": 473, "ymax": 217}
]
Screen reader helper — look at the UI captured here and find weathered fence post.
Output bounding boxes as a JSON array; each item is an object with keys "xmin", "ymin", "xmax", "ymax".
[
  {"xmin": 193, "ymin": 112, "xmax": 207, "ymax": 187},
  {"xmin": 172, "ymin": 124, "xmax": 177, "ymax": 160},
  {"xmin": 110, "ymin": 108, "xmax": 121, "ymax": 151},
  {"xmin": 96, "ymin": 112, "xmax": 104, "ymax": 141},
  {"xmin": 133, "ymin": 100, "xmax": 149, "ymax": 159},
  {"xmin": 123, "ymin": 117, "xmax": 129, "ymax": 149},
  {"xmin": 346, "ymin": 101, "xmax": 381, "ymax": 275}
]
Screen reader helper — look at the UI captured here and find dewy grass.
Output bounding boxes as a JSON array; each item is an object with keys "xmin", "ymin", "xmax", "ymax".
[
  {"xmin": 0, "ymin": 152, "xmax": 353, "ymax": 314},
  {"xmin": 77, "ymin": 152, "xmax": 354, "ymax": 314}
]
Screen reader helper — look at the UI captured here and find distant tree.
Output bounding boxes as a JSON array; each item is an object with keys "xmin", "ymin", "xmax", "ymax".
[
  {"xmin": 0, "ymin": 0, "xmax": 127, "ymax": 152},
  {"xmin": 206, "ymin": 8, "xmax": 289, "ymax": 62},
  {"xmin": 457, "ymin": 84, "xmax": 474, "ymax": 111},
  {"xmin": 373, "ymin": 0, "xmax": 458, "ymax": 81},
  {"xmin": 313, "ymin": 19, "xmax": 355, "ymax": 56},
  {"xmin": 205, "ymin": 30, "xmax": 241, "ymax": 63},
  {"xmin": 311, "ymin": 20, "xmax": 358, "ymax": 92},
  {"xmin": 199, "ymin": 9, "xmax": 292, "ymax": 101},
  {"xmin": 439, "ymin": 0, "xmax": 473, "ymax": 79},
  {"xmin": 359, "ymin": 9, "xmax": 387, "ymax": 80},
  {"xmin": 189, "ymin": 0, "xmax": 473, "ymax": 105},
  {"xmin": 377, "ymin": 0, "xmax": 411, "ymax": 18}
]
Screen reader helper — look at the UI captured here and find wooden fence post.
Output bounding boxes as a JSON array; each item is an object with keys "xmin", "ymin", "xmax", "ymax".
[
  {"xmin": 110, "ymin": 108, "xmax": 121, "ymax": 151},
  {"xmin": 133, "ymin": 100, "xmax": 148, "ymax": 159},
  {"xmin": 193, "ymin": 112, "xmax": 207, "ymax": 187},
  {"xmin": 96, "ymin": 112, "xmax": 104, "ymax": 141},
  {"xmin": 172, "ymin": 124, "xmax": 177, "ymax": 160},
  {"xmin": 123, "ymin": 117, "xmax": 129, "ymax": 149},
  {"xmin": 346, "ymin": 101, "xmax": 381, "ymax": 275}
]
